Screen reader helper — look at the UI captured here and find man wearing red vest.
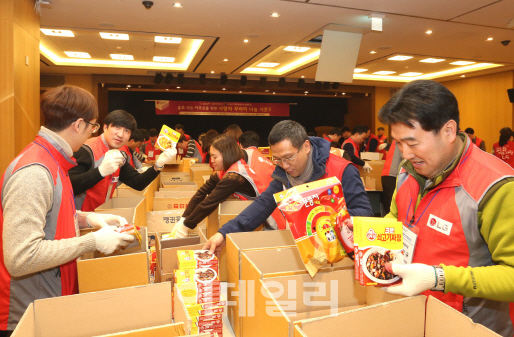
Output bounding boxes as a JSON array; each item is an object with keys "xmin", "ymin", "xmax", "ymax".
[
  {"xmin": 379, "ymin": 80, "xmax": 514, "ymax": 336},
  {"xmin": 120, "ymin": 129, "xmax": 144, "ymax": 170},
  {"xmin": 143, "ymin": 128, "xmax": 161, "ymax": 161},
  {"xmin": 176, "ymin": 135, "xmax": 206, "ymax": 163},
  {"xmin": 203, "ymin": 120, "xmax": 373, "ymax": 255},
  {"xmin": 380, "ymin": 140, "xmax": 403, "ymax": 214},
  {"xmin": 175, "ymin": 124, "xmax": 191, "ymax": 158},
  {"xmin": 377, "ymin": 126, "xmax": 388, "ymax": 144},
  {"xmin": 0, "ymin": 86, "xmax": 134, "ymax": 334},
  {"xmin": 322, "ymin": 127, "xmax": 343, "ymax": 144},
  {"xmin": 69, "ymin": 110, "xmax": 177, "ymax": 212},
  {"xmin": 363, "ymin": 125, "xmax": 380, "ymax": 152},
  {"xmin": 342, "ymin": 125, "xmax": 373, "ymax": 172},
  {"xmin": 465, "ymin": 127, "xmax": 486, "ymax": 151}
]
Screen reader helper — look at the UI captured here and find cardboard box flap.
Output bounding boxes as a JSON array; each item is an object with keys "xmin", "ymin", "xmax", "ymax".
[
  {"xmin": 160, "ymin": 186, "xmax": 197, "ymax": 192},
  {"xmin": 155, "ymin": 191, "xmax": 196, "ymax": 198},
  {"xmin": 147, "ymin": 210, "xmax": 184, "ymax": 232},
  {"xmin": 242, "ymin": 247, "xmax": 316, "ymax": 275},
  {"xmin": 425, "ymin": 296, "xmax": 502, "ymax": 337},
  {"xmin": 96, "ymin": 196, "xmax": 146, "ymax": 210},
  {"xmin": 11, "ymin": 303, "xmax": 34, "ymax": 337},
  {"xmin": 94, "ymin": 208, "xmax": 134, "ymax": 223},
  {"xmin": 34, "ymin": 283, "xmax": 172, "ymax": 337},
  {"xmin": 93, "ymin": 323, "xmax": 185, "ymax": 337},
  {"xmin": 219, "ymin": 200, "xmax": 253, "ymax": 215},
  {"xmin": 173, "ymin": 283, "xmax": 193, "ymax": 334},
  {"xmin": 364, "ymin": 284, "xmax": 404, "ymax": 306}
]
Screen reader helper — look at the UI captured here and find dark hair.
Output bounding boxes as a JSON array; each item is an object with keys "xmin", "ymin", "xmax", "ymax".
[
  {"xmin": 211, "ymin": 134, "xmax": 244, "ymax": 171},
  {"xmin": 378, "ymin": 127, "xmax": 385, "ymax": 131},
  {"xmin": 175, "ymin": 124, "xmax": 184, "ymax": 131},
  {"xmin": 328, "ymin": 127, "xmax": 342, "ymax": 136},
  {"xmin": 225, "ymin": 124, "xmax": 243, "ymax": 142},
  {"xmin": 178, "ymin": 135, "xmax": 188, "ymax": 143},
  {"xmin": 148, "ymin": 128, "xmax": 159, "ymax": 137},
  {"xmin": 41, "ymin": 85, "xmax": 98, "ymax": 132},
  {"xmin": 239, "ymin": 131, "xmax": 260, "ymax": 148},
  {"xmin": 352, "ymin": 125, "xmax": 368, "ymax": 135},
  {"xmin": 268, "ymin": 120, "xmax": 308, "ymax": 149},
  {"xmin": 103, "ymin": 110, "xmax": 137, "ymax": 134},
  {"xmin": 203, "ymin": 129, "xmax": 220, "ymax": 153},
  {"xmin": 464, "ymin": 128, "xmax": 474, "ymax": 134},
  {"xmin": 138, "ymin": 129, "xmax": 149, "ymax": 141},
  {"xmin": 379, "ymin": 80, "xmax": 460, "ymax": 133},
  {"xmin": 130, "ymin": 129, "xmax": 144, "ymax": 142},
  {"xmin": 341, "ymin": 126, "xmax": 350, "ymax": 133},
  {"xmin": 363, "ymin": 125, "xmax": 370, "ymax": 132},
  {"xmin": 330, "ymin": 141, "xmax": 340, "ymax": 148},
  {"xmin": 499, "ymin": 127, "xmax": 513, "ymax": 147},
  {"xmin": 307, "ymin": 131, "xmax": 317, "ymax": 137},
  {"xmin": 198, "ymin": 133, "xmax": 206, "ymax": 144}
]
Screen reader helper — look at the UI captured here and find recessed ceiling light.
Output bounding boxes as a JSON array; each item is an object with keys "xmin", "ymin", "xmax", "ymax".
[
  {"xmin": 126, "ymin": 87, "xmax": 129, "ymax": 90},
  {"xmin": 273, "ymin": 92, "xmax": 276, "ymax": 94},
  {"xmin": 335, "ymin": 94, "xmax": 337, "ymax": 96},
  {"xmin": 177, "ymin": 86, "xmax": 181, "ymax": 89},
  {"xmin": 126, "ymin": 85, "xmax": 131, "ymax": 88},
  {"xmin": 110, "ymin": 54, "xmax": 133, "ymax": 60},
  {"xmin": 370, "ymin": 51, "xmax": 377, "ymax": 54},
  {"xmin": 257, "ymin": 62, "xmax": 279, "ymax": 68},
  {"xmin": 373, "ymin": 71, "xmax": 396, "ymax": 75},
  {"xmin": 354, "ymin": 68, "xmax": 368, "ymax": 73},
  {"xmin": 173, "ymin": 3, "xmax": 183, "ymax": 8},
  {"xmin": 244, "ymin": 39, "xmax": 249, "ymax": 43},
  {"xmin": 222, "ymin": 88, "xmax": 226, "ymax": 90},
  {"xmin": 450, "ymin": 61, "xmax": 476, "ymax": 66},
  {"xmin": 283, "ymin": 46, "xmax": 310, "ymax": 52},
  {"xmin": 426, "ymin": 30, "xmax": 432, "ymax": 34},
  {"xmin": 400, "ymin": 72, "xmax": 423, "ymax": 76},
  {"xmin": 301, "ymin": 76, "xmax": 305, "ymax": 78},
  {"xmin": 304, "ymin": 91, "xmax": 308, "ymax": 94},
  {"xmin": 419, "ymin": 58, "xmax": 445, "ymax": 63},
  {"xmin": 64, "ymin": 51, "xmax": 91, "ymax": 58},
  {"xmin": 239, "ymin": 91, "xmax": 242, "ymax": 93},
  {"xmin": 153, "ymin": 56, "xmax": 175, "ymax": 62},
  {"xmin": 203, "ymin": 90, "xmax": 206, "ymax": 92},
  {"xmin": 388, "ymin": 55, "xmax": 413, "ymax": 61},
  {"xmin": 487, "ymin": 37, "xmax": 493, "ymax": 41},
  {"xmin": 271, "ymin": 13, "xmax": 280, "ymax": 17},
  {"xmin": 211, "ymin": 71, "xmax": 214, "ymax": 73},
  {"xmin": 155, "ymin": 36, "xmax": 182, "ymax": 44},
  {"xmin": 223, "ymin": 59, "xmax": 228, "ymax": 62},
  {"xmin": 342, "ymin": 93, "xmax": 346, "ymax": 95},
  {"xmin": 166, "ymin": 89, "xmax": 169, "ymax": 90},
  {"xmin": 265, "ymin": 90, "xmax": 269, "ymax": 92},
  {"xmin": 244, "ymin": 67, "xmax": 268, "ymax": 72},
  {"xmin": 40, "ymin": 29, "xmax": 74, "ymax": 37},
  {"xmin": 100, "ymin": 32, "xmax": 129, "ymax": 40},
  {"xmin": 461, "ymin": 75, "xmax": 466, "ymax": 77}
]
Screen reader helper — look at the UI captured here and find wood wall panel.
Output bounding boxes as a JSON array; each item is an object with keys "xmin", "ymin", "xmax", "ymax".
[
  {"xmin": 0, "ymin": 18, "xmax": 15, "ymax": 173},
  {"xmin": 374, "ymin": 86, "xmax": 394, "ymax": 137},
  {"xmin": 66, "ymin": 74, "xmax": 93, "ymax": 93},
  {"xmin": 13, "ymin": 0, "xmax": 39, "ymax": 39},
  {"xmin": 345, "ymin": 92, "xmax": 373, "ymax": 131},
  {"xmin": 442, "ymin": 71, "xmax": 514, "ymax": 153}
]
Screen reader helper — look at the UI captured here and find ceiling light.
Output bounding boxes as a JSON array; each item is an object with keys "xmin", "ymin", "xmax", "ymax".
[
  {"xmin": 100, "ymin": 32, "xmax": 129, "ymax": 40},
  {"xmin": 155, "ymin": 36, "xmax": 182, "ymax": 44},
  {"xmin": 369, "ymin": 13, "xmax": 385, "ymax": 32},
  {"xmin": 270, "ymin": 13, "xmax": 280, "ymax": 17},
  {"xmin": 223, "ymin": 59, "xmax": 228, "ymax": 62},
  {"xmin": 354, "ymin": 69, "xmax": 368, "ymax": 73},
  {"xmin": 450, "ymin": 61, "xmax": 476, "ymax": 66},
  {"xmin": 203, "ymin": 90, "xmax": 207, "ymax": 92},
  {"xmin": 173, "ymin": 3, "xmax": 183, "ymax": 8},
  {"xmin": 388, "ymin": 55, "xmax": 413, "ymax": 61},
  {"xmin": 426, "ymin": 30, "xmax": 432, "ymax": 34},
  {"xmin": 273, "ymin": 92, "xmax": 276, "ymax": 94},
  {"xmin": 40, "ymin": 29, "xmax": 74, "ymax": 37},
  {"xmin": 487, "ymin": 37, "xmax": 493, "ymax": 41},
  {"xmin": 400, "ymin": 72, "xmax": 423, "ymax": 76},
  {"xmin": 211, "ymin": 71, "xmax": 214, "ymax": 73},
  {"xmin": 176, "ymin": 86, "xmax": 181, "ymax": 89},
  {"xmin": 373, "ymin": 71, "xmax": 396, "ymax": 75},
  {"xmin": 265, "ymin": 90, "xmax": 269, "ymax": 92},
  {"xmin": 244, "ymin": 67, "xmax": 269, "ymax": 72},
  {"xmin": 342, "ymin": 93, "xmax": 346, "ymax": 95},
  {"xmin": 110, "ymin": 54, "xmax": 133, "ymax": 60},
  {"xmin": 64, "ymin": 51, "xmax": 91, "ymax": 58},
  {"xmin": 239, "ymin": 91, "xmax": 242, "ymax": 93},
  {"xmin": 166, "ymin": 89, "xmax": 169, "ymax": 90},
  {"xmin": 370, "ymin": 51, "xmax": 377, "ymax": 54},
  {"xmin": 222, "ymin": 88, "xmax": 226, "ymax": 90},
  {"xmin": 461, "ymin": 75, "xmax": 466, "ymax": 77},
  {"xmin": 153, "ymin": 56, "xmax": 175, "ymax": 62},
  {"xmin": 126, "ymin": 85, "xmax": 131, "ymax": 88},
  {"xmin": 284, "ymin": 46, "xmax": 310, "ymax": 52},
  {"xmin": 419, "ymin": 58, "xmax": 445, "ymax": 63},
  {"xmin": 257, "ymin": 62, "xmax": 279, "ymax": 68},
  {"xmin": 304, "ymin": 91, "xmax": 308, "ymax": 94},
  {"xmin": 244, "ymin": 39, "xmax": 249, "ymax": 43},
  {"xmin": 301, "ymin": 76, "xmax": 305, "ymax": 78}
]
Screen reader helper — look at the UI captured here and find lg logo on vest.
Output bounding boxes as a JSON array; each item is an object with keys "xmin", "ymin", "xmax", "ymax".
[{"xmin": 427, "ymin": 214, "xmax": 453, "ymax": 236}]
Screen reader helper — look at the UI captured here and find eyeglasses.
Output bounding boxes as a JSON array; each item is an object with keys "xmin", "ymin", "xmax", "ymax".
[
  {"xmin": 271, "ymin": 149, "xmax": 301, "ymax": 165},
  {"xmin": 84, "ymin": 121, "xmax": 101, "ymax": 133}
]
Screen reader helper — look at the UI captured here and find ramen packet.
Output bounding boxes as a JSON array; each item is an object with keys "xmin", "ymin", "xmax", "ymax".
[
  {"xmin": 155, "ymin": 124, "xmax": 181, "ymax": 151},
  {"xmin": 178, "ymin": 250, "xmax": 219, "ymax": 271},
  {"xmin": 353, "ymin": 217, "xmax": 403, "ymax": 287},
  {"xmin": 175, "ymin": 268, "xmax": 221, "ymax": 304},
  {"xmin": 274, "ymin": 177, "xmax": 350, "ymax": 277}
]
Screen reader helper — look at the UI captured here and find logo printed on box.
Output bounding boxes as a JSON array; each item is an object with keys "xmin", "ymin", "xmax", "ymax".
[{"xmin": 366, "ymin": 229, "xmax": 377, "ymax": 241}]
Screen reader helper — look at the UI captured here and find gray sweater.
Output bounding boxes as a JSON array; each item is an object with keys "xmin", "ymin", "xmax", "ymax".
[{"xmin": 2, "ymin": 127, "xmax": 96, "ymax": 277}]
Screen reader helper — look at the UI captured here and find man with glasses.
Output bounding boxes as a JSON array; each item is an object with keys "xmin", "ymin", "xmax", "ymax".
[
  {"xmin": 69, "ymin": 110, "xmax": 176, "ymax": 212},
  {"xmin": 203, "ymin": 120, "xmax": 373, "ymax": 255}
]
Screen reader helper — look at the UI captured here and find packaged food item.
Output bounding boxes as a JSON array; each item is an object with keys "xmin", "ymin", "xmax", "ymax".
[
  {"xmin": 274, "ymin": 177, "xmax": 348, "ymax": 277},
  {"xmin": 191, "ymin": 313, "xmax": 223, "ymax": 323},
  {"xmin": 353, "ymin": 217, "xmax": 403, "ymax": 286},
  {"xmin": 178, "ymin": 250, "xmax": 219, "ymax": 270},
  {"xmin": 155, "ymin": 124, "xmax": 181, "ymax": 151},
  {"xmin": 114, "ymin": 224, "xmax": 142, "ymax": 244},
  {"xmin": 175, "ymin": 268, "xmax": 221, "ymax": 304}
]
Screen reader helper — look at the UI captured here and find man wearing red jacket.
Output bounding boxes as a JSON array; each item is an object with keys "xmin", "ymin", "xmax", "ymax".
[
  {"xmin": 143, "ymin": 128, "xmax": 160, "ymax": 161},
  {"xmin": 465, "ymin": 127, "xmax": 486, "ymax": 151},
  {"xmin": 323, "ymin": 127, "xmax": 343, "ymax": 144}
]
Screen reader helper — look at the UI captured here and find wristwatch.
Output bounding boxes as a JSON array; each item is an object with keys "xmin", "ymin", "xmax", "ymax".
[{"xmin": 431, "ymin": 266, "xmax": 445, "ymax": 292}]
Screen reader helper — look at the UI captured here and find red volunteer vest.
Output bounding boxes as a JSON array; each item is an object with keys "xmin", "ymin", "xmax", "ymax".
[
  {"xmin": 474, "ymin": 136, "xmax": 484, "ymax": 149},
  {"xmin": 394, "ymin": 138, "xmax": 514, "ymax": 329},
  {"xmin": 376, "ymin": 134, "xmax": 387, "ymax": 159},
  {"xmin": 365, "ymin": 133, "xmax": 380, "ymax": 152},
  {"xmin": 492, "ymin": 141, "xmax": 514, "ymax": 169},
  {"xmin": 78, "ymin": 136, "xmax": 121, "ymax": 212},
  {"xmin": 342, "ymin": 137, "xmax": 360, "ymax": 168},
  {"xmin": 382, "ymin": 140, "xmax": 401, "ymax": 177},
  {"xmin": 0, "ymin": 135, "xmax": 78, "ymax": 330},
  {"xmin": 194, "ymin": 140, "xmax": 207, "ymax": 163},
  {"xmin": 144, "ymin": 140, "xmax": 161, "ymax": 160},
  {"xmin": 323, "ymin": 135, "xmax": 333, "ymax": 142}
]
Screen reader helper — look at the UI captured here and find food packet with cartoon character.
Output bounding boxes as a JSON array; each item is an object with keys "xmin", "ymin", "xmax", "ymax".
[{"xmin": 155, "ymin": 124, "xmax": 181, "ymax": 151}]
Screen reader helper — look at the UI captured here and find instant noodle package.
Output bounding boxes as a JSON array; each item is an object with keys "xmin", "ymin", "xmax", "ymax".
[
  {"xmin": 155, "ymin": 124, "xmax": 181, "ymax": 151},
  {"xmin": 178, "ymin": 250, "xmax": 219, "ymax": 271},
  {"xmin": 114, "ymin": 224, "xmax": 142, "ymax": 246},
  {"xmin": 353, "ymin": 217, "xmax": 403, "ymax": 286},
  {"xmin": 274, "ymin": 177, "xmax": 353, "ymax": 277}
]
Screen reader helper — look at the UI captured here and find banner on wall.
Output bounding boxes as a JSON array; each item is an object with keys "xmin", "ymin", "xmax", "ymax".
[{"xmin": 150, "ymin": 100, "xmax": 290, "ymax": 116}]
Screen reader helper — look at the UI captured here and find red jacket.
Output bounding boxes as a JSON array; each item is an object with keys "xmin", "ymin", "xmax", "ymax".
[
  {"xmin": 493, "ymin": 141, "xmax": 514, "ymax": 169},
  {"xmin": 342, "ymin": 137, "xmax": 360, "ymax": 168},
  {"xmin": 144, "ymin": 140, "xmax": 161, "ymax": 161},
  {"xmin": 365, "ymin": 133, "xmax": 379, "ymax": 152}
]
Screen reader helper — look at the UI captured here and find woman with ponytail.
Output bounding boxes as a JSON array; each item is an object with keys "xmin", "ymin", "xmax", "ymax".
[{"xmin": 492, "ymin": 127, "xmax": 514, "ymax": 168}]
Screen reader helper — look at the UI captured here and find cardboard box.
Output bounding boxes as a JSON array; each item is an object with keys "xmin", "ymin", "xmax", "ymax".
[
  {"xmin": 247, "ymin": 269, "xmax": 403, "ymax": 337},
  {"xmin": 180, "ymin": 158, "xmax": 198, "ymax": 172},
  {"xmin": 95, "ymin": 196, "xmax": 147, "ymax": 227},
  {"xmin": 153, "ymin": 190, "xmax": 196, "ymax": 211},
  {"xmin": 161, "ymin": 181, "xmax": 198, "ymax": 190},
  {"xmin": 147, "ymin": 210, "xmax": 184, "ymax": 232},
  {"xmin": 361, "ymin": 152, "xmax": 383, "ymax": 161},
  {"xmin": 11, "ymin": 283, "xmax": 177, "ymax": 337},
  {"xmin": 258, "ymin": 147, "xmax": 272, "ymax": 158},
  {"xmin": 161, "ymin": 186, "xmax": 198, "ymax": 192},
  {"xmin": 162, "ymin": 163, "xmax": 181, "ymax": 172},
  {"xmin": 358, "ymin": 160, "xmax": 385, "ymax": 191},
  {"xmin": 115, "ymin": 186, "xmax": 153, "ymax": 213},
  {"xmin": 294, "ymin": 295, "xmax": 501, "ymax": 337},
  {"xmin": 190, "ymin": 166, "xmax": 213, "ymax": 181},
  {"xmin": 161, "ymin": 172, "xmax": 191, "ymax": 183},
  {"xmin": 241, "ymin": 248, "xmax": 354, "ymax": 337},
  {"xmin": 226, "ymin": 230, "xmax": 297, "ymax": 337}
]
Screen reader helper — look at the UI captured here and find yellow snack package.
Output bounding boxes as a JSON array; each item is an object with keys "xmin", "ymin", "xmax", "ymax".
[
  {"xmin": 155, "ymin": 124, "xmax": 181, "ymax": 151},
  {"xmin": 177, "ymin": 250, "xmax": 219, "ymax": 270},
  {"xmin": 175, "ymin": 268, "xmax": 221, "ymax": 305}
]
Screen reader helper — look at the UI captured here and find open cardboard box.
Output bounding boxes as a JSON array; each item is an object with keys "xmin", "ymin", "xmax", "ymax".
[
  {"xmin": 248, "ymin": 269, "xmax": 403, "ymax": 337},
  {"xmin": 360, "ymin": 152, "xmax": 383, "ymax": 161},
  {"xmin": 147, "ymin": 209, "xmax": 184, "ymax": 232},
  {"xmin": 161, "ymin": 172, "xmax": 191, "ymax": 183},
  {"xmin": 294, "ymin": 295, "xmax": 501, "ymax": 337},
  {"xmin": 11, "ymin": 283, "xmax": 178, "ymax": 337},
  {"xmin": 180, "ymin": 158, "xmax": 198, "ymax": 172},
  {"xmin": 95, "ymin": 195, "xmax": 147, "ymax": 227},
  {"xmin": 161, "ymin": 181, "xmax": 198, "ymax": 190},
  {"xmin": 162, "ymin": 163, "xmax": 181, "ymax": 172},
  {"xmin": 226, "ymin": 230, "xmax": 296, "ymax": 337},
  {"xmin": 241, "ymin": 248, "xmax": 355, "ymax": 337},
  {"xmin": 358, "ymin": 160, "xmax": 384, "ymax": 191},
  {"xmin": 153, "ymin": 190, "xmax": 196, "ymax": 211},
  {"xmin": 115, "ymin": 186, "xmax": 154, "ymax": 213},
  {"xmin": 189, "ymin": 166, "xmax": 213, "ymax": 184}
]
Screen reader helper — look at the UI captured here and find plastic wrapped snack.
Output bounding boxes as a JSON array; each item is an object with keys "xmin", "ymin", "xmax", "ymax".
[
  {"xmin": 114, "ymin": 224, "xmax": 142, "ymax": 246},
  {"xmin": 155, "ymin": 124, "xmax": 181, "ymax": 151},
  {"xmin": 178, "ymin": 250, "xmax": 219, "ymax": 271},
  {"xmin": 274, "ymin": 177, "xmax": 348, "ymax": 277},
  {"xmin": 175, "ymin": 268, "xmax": 221, "ymax": 304}
]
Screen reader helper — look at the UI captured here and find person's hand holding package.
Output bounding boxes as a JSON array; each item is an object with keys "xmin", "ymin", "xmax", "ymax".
[
  {"xmin": 363, "ymin": 162, "xmax": 373, "ymax": 173},
  {"xmin": 202, "ymin": 232, "xmax": 226, "ymax": 257},
  {"xmin": 156, "ymin": 148, "xmax": 177, "ymax": 168},
  {"xmin": 86, "ymin": 213, "xmax": 128, "ymax": 229},
  {"xmin": 383, "ymin": 262, "xmax": 437, "ymax": 296},
  {"xmin": 171, "ymin": 217, "xmax": 190, "ymax": 238},
  {"xmin": 93, "ymin": 226, "xmax": 135, "ymax": 255},
  {"xmin": 99, "ymin": 149, "xmax": 124, "ymax": 177}
]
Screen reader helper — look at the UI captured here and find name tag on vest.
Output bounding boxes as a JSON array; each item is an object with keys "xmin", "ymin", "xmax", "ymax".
[{"xmin": 427, "ymin": 214, "xmax": 453, "ymax": 236}]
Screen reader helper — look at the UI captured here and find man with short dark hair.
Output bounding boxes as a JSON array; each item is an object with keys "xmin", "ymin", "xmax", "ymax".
[
  {"xmin": 239, "ymin": 130, "xmax": 276, "ymax": 185},
  {"xmin": 69, "ymin": 111, "xmax": 176, "ymax": 212},
  {"xmin": 379, "ymin": 80, "xmax": 514, "ymax": 336},
  {"xmin": 323, "ymin": 127, "xmax": 343, "ymax": 143},
  {"xmin": 342, "ymin": 125, "xmax": 372, "ymax": 172},
  {"xmin": 377, "ymin": 127, "xmax": 387, "ymax": 143},
  {"xmin": 177, "ymin": 135, "xmax": 205, "ymax": 162},
  {"xmin": 362, "ymin": 125, "xmax": 379, "ymax": 152},
  {"xmin": 143, "ymin": 128, "xmax": 160, "ymax": 161},
  {"xmin": 203, "ymin": 120, "xmax": 373, "ymax": 254},
  {"xmin": 465, "ymin": 127, "xmax": 486, "ymax": 151},
  {"xmin": 120, "ymin": 129, "xmax": 144, "ymax": 170},
  {"xmin": 341, "ymin": 126, "xmax": 351, "ymax": 141}
]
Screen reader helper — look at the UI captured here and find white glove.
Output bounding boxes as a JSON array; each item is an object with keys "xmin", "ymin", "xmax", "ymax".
[
  {"xmin": 99, "ymin": 150, "xmax": 124, "ymax": 177},
  {"xmin": 378, "ymin": 143, "xmax": 388, "ymax": 150},
  {"xmin": 93, "ymin": 226, "xmax": 134, "ymax": 255},
  {"xmin": 383, "ymin": 262, "xmax": 437, "ymax": 297},
  {"xmin": 156, "ymin": 148, "xmax": 177, "ymax": 168},
  {"xmin": 363, "ymin": 162, "xmax": 373, "ymax": 173},
  {"xmin": 86, "ymin": 213, "xmax": 128, "ymax": 229},
  {"xmin": 171, "ymin": 217, "xmax": 190, "ymax": 238}
]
